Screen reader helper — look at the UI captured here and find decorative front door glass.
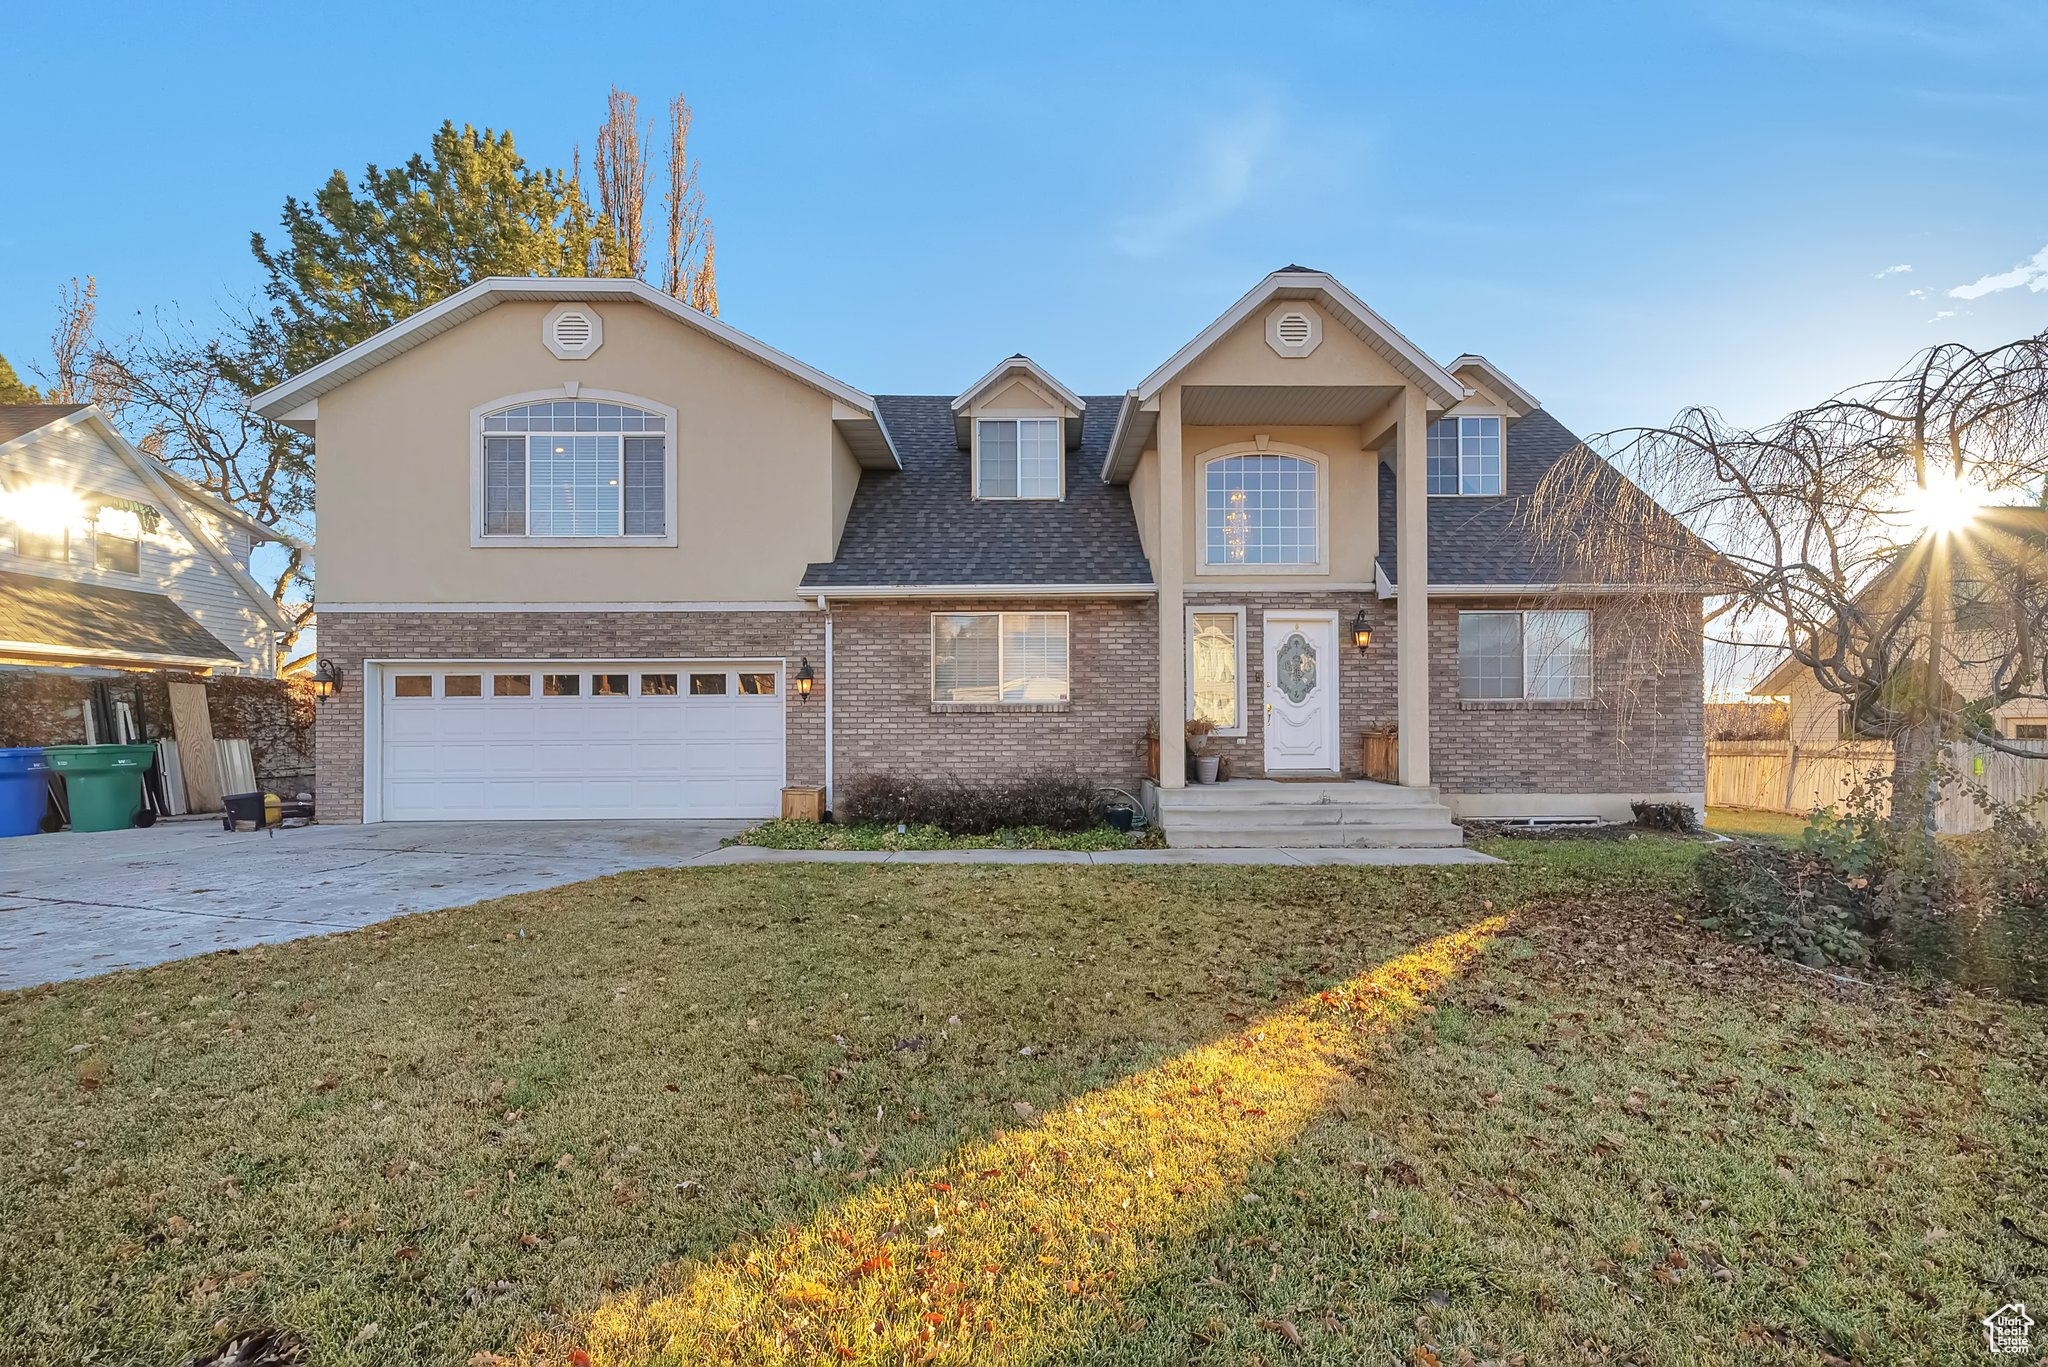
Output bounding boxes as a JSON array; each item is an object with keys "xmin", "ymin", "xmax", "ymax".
[{"xmin": 1276, "ymin": 631, "xmax": 1317, "ymax": 704}]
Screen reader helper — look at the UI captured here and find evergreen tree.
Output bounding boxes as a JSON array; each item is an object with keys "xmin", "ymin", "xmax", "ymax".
[
  {"xmin": 0, "ymin": 353, "xmax": 40, "ymax": 404},
  {"xmin": 249, "ymin": 121, "xmax": 625, "ymax": 375}
]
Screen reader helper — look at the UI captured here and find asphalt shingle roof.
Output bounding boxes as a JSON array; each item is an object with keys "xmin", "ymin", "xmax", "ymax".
[
  {"xmin": 801, "ymin": 395, "xmax": 1153, "ymax": 589},
  {"xmin": 1376, "ymin": 408, "xmax": 1711, "ymax": 588},
  {"xmin": 0, "ymin": 569, "xmax": 241, "ymax": 664},
  {"xmin": 0, "ymin": 405, "xmax": 87, "ymax": 445}
]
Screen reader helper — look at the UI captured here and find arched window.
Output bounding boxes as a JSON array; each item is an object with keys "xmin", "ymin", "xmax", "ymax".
[
  {"xmin": 1202, "ymin": 452, "xmax": 1322, "ymax": 567},
  {"xmin": 477, "ymin": 398, "xmax": 671, "ymax": 540}
]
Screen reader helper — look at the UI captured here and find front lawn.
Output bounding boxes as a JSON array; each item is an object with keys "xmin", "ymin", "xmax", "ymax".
[
  {"xmin": 1705, "ymin": 805, "xmax": 1810, "ymax": 842},
  {"xmin": 2, "ymin": 841, "xmax": 2039, "ymax": 1365}
]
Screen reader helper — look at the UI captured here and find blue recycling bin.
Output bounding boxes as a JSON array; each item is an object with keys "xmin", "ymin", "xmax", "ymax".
[{"xmin": 0, "ymin": 747, "xmax": 49, "ymax": 838}]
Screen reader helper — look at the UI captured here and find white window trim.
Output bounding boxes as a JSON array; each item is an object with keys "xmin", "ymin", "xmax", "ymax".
[
  {"xmin": 1187, "ymin": 605, "xmax": 1248, "ymax": 737},
  {"xmin": 1427, "ymin": 412, "xmax": 1509, "ymax": 498},
  {"xmin": 1195, "ymin": 441, "xmax": 1330, "ymax": 575},
  {"xmin": 1457, "ymin": 609, "xmax": 1593, "ymax": 701},
  {"xmin": 928, "ymin": 610, "xmax": 1071, "ymax": 705},
  {"xmin": 971, "ymin": 412, "xmax": 1065, "ymax": 501},
  {"xmin": 469, "ymin": 388, "xmax": 680, "ymax": 548}
]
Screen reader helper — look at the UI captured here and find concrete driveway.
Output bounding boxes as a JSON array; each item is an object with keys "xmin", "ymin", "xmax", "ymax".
[{"xmin": 0, "ymin": 818, "xmax": 748, "ymax": 990}]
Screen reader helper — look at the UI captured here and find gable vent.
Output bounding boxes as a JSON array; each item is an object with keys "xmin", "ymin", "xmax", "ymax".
[
  {"xmin": 553, "ymin": 311, "xmax": 592, "ymax": 348},
  {"xmin": 542, "ymin": 303, "xmax": 604, "ymax": 359},
  {"xmin": 1264, "ymin": 303, "xmax": 1322, "ymax": 358}
]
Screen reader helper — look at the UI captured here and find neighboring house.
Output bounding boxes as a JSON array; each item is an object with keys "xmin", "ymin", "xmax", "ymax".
[
  {"xmin": 1755, "ymin": 507, "xmax": 2048, "ymax": 745},
  {"xmin": 0, "ymin": 405, "xmax": 298, "ymax": 675},
  {"xmin": 252, "ymin": 267, "xmax": 1706, "ymax": 835}
]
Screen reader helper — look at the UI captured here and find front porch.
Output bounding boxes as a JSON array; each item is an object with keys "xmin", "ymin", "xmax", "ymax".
[{"xmin": 1144, "ymin": 777, "xmax": 1463, "ymax": 848}]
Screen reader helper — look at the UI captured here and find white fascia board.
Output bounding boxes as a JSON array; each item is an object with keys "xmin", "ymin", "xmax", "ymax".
[
  {"xmin": 1378, "ymin": 577, "xmax": 1721, "ymax": 598},
  {"xmin": 247, "ymin": 276, "xmax": 885, "ymax": 424},
  {"xmin": 1447, "ymin": 354, "xmax": 1541, "ymax": 416},
  {"xmin": 1098, "ymin": 391, "xmax": 1154, "ymax": 484},
  {"xmin": 1132, "ymin": 271, "xmax": 1465, "ymax": 410},
  {"xmin": 809, "ymin": 583, "xmax": 1157, "ymax": 600},
  {"xmin": 950, "ymin": 356, "xmax": 1086, "ymax": 415}
]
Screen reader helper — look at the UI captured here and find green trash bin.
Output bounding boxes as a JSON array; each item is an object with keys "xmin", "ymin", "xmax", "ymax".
[{"xmin": 45, "ymin": 744, "xmax": 158, "ymax": 833}]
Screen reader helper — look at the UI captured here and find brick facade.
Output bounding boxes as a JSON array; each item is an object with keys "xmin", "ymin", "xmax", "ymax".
[
  {"xmin": 313, "ymin": 609, "xmax": 825, "ymax": 822},
  {"xmin": 829, "ymin": 598, "xmax": 1157, "ymax": 794},
  {"xmin": 1428, "ymin": 595, "xmax": 1705, "ymax": 798},
  {"xmin": 313, "ymin": 594, "xmax": 1702, "ymax": 822}
]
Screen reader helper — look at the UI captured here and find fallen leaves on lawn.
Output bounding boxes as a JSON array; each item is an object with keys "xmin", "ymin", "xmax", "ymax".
[{"xmin": 513, "ymin": 916, "xmax": 1509, "ymax": 1366}]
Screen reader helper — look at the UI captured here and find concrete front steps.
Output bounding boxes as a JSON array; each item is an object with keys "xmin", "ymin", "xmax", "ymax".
[{"xmin": 1147, "ymin": 778, "xmax": 1464, "ymax": 849}]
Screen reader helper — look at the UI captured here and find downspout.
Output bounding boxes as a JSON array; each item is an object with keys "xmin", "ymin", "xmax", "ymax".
[{"xmin": 817, "ymin": 594, "xmax": 834, "ymax": 812}]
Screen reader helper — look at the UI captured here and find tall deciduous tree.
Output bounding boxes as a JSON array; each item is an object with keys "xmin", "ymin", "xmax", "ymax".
[
  {"xmin": 249, "ymin": 121, "xmax": 623, "ymax": 377},
  {"xmin": 594, "ymin": 86, "xmax": 650, "ymax": 280},
  {"xmin": 661, "ymin": 94, "xmax": 716, "ymax": 315},
  {"xmin": 1525, "ymin": 332, "xmax": 2048, "ymax": 830},
  {"xmin": 43, "ymin": 277, "xmax": 125, "ymax": 409}
]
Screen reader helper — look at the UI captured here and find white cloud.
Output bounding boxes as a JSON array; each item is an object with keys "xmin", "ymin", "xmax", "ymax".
[
  {"xmin": 1931, "ymin": 309, "xmax": 1958, "ymax": 321},
  {"xmin": 1110, "ymin": 106, "xmax": 1283, "ymax": 260},
  {"xmin": 1875, "ymin": 263, "xmax": 1913, "ymax": 277},
  {"xmin": 1907, "ymin": 287, "xmax": 1927, "ymax": 298},
  {"xmin": 1948, "ymin": 242, "xmax": 2048, "ymax": 299}
]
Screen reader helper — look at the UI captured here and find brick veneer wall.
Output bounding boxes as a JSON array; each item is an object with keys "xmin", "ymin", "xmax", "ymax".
[
  {"xmin": 1428, "ymin": 596, "xmax": 1705, "ymax": 796},
  {"xmin": 314, "ymin": 609, "xmax": 825, "ymax": 822},
  {"xmin": 829, "ymin": 598, "xmax": 1157, "ymax": 793}
]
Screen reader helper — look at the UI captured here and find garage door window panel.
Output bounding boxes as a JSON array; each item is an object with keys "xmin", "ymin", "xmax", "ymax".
[
  {"xmin": 393, "ymin": 675, "xmax": 433, "ymax": 698},
  {"xmin": 690, "ymin": 673, "xmax": 728, "ymax": 695},
  {"xmin": 641, "ymin": 673, "xmax": 679, "ymax": 696},
  {"xmin": 443, "ymin": 674, "xmax": 483, "ymax": 698},
  {"xmin": 738, "ymin": 672, "xmax": 776, "ymax": 696},
  {"xmin": 542, "ymin": 674, "xmax": 581, "ymax": 697},
  {"xmin": 493, "ymin": 674, "xmax": 532, "ymax": 697}
]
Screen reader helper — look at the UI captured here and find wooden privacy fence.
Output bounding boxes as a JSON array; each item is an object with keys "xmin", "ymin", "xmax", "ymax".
[{"xmin": 1706, "ymin": 739, "xmax": 2048, "ymax": 834}]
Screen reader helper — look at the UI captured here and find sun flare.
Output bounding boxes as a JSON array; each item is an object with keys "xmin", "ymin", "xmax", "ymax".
[{"xmin": 1897, "ymin": 467, "xmax": 1987, "ymax": 537}]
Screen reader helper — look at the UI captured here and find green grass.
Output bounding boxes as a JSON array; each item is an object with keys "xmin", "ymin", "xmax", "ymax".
[
  {"xmin": 2, "ymin": 841, "xmax": 2040, "ymax": 1365},
  {"xmin": 730, "ymin": 819, "xmax": 1161, "ymax": 851},
  {"xmin": 1705, "ymin": 805, "xmax": 1811, "ymax": 842}
]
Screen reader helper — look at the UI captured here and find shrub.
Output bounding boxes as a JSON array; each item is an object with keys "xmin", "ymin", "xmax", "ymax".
[
  {"xmin": 1630, "ymin": 801, "xmax": 1700, "ymax": 833},
  {"xmin": 835, "ymin": 768, "xmax": 1103, "ymax": 835},
  {"xmin": 1697, "ymin": 840, "xmax": 1876, "ymax": 968}
]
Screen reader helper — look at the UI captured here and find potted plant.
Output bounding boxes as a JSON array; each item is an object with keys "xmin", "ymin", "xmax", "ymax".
[{"xmin": 1186, "ymin": 718, "xmax": 1221, "ymax": 784}]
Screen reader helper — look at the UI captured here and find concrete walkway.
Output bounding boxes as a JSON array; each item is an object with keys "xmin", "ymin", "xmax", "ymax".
[
  {"xmin": 1, "ymin": 820, "xmax": 1496, "ymax": 990},
  {"xmin": 692, "ymin": 846, "xmax": 1502, "ymax": 867}
]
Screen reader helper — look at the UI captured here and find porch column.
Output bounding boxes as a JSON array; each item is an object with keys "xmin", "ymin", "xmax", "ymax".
[
  {"xmin": 1396, "ymin": 390, "xmax": 1432, "ymax": 786},
  {"xmin": 1157, "ymin": 384, "xmax": 1187, "ymax": 788}
]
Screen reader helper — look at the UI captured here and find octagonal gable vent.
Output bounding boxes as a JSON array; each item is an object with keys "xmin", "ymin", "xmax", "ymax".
[
  {"xmin": 543, "ymin": 303, "xmax": 604, "ymax": 359},
  {"xmin": 1265, "ymin": 304, "xmax": 1322, "ymax": 358}
]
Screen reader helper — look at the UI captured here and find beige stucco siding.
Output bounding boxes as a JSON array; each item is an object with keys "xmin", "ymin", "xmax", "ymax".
[
  {"xmin": 1125, "ymin": 424, "xmax": 1381, "ymax": 586},
  {"xmin": 978, "ymin": 378, "xmax": 1057, "ymax": 411},
  {"xmin": 314, "ymin": 300, "xmax": 842, "ymax": 605},
  {"xmin": 1176, "ymin": 307, "xmax": 1414, "ymax": 392}
]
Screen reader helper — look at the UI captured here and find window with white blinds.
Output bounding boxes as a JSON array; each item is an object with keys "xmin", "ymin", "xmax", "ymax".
[
  {"xmin": 931, "ymin": 612, "xmax": 1070, "ymax": 703},
  {"xmin": 479, "ymin": 400, "xmax": 668, "ymax": 538},
  {"xmin": 976, "ymin": 418, "xmax": 1061, "ymax": 499}
]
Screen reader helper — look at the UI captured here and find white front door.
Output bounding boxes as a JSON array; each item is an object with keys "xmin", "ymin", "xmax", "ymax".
[{"xmin": 1263, "ymin": 614, "xmax": 1336, "ymax": 772}]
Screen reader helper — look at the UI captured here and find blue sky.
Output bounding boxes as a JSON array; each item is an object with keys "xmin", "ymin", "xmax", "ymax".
[{"xmin": 5, "ymin": 0, "xmax": 2046, "ymax": 442}]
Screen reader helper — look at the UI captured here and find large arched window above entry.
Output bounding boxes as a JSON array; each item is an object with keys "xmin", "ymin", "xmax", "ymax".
[
  {"xmin": 1200, "ymin": 451, "xmax": 1325, "ymax": 570},
  {"xmin": 473, "ymin": 396, "xmax": 676, "ymax": 545}
]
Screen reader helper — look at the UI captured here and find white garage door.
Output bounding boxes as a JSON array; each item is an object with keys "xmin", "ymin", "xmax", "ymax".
[{"xmin": 377, "ymin": 662, "xmax": 785, "ymax": 821}]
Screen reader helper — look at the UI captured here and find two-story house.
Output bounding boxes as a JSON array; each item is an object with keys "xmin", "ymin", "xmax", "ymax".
[
  {"xmin": 0, "ymin": 404, "xmax": 298, "ymax": 675},
  {"xmin": 251, "ymin": 267, "xmax": 1706, "ymax": 841}
]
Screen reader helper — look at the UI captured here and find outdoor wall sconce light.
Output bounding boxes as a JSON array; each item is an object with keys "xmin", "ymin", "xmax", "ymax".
[
  {"xmin": 1351, "ymin": 610, "xmax": 1373, "ymax": 653},
  {"xmin": 794, "ymin": 658, "xmax": 816, "ymax": 699},
  {"xmin": 311, "ymin": 658, "xmax": 344, "ymax": 700}
]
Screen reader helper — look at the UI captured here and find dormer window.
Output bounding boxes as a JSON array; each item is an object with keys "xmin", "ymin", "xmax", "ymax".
[
  {"xmin": 975, "ymin": 418, "xmax": 1061, "ymax": 500},
  {"xmin": 1426, "ymin": 415, "xmax": 1504, "ymax": 496}
]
